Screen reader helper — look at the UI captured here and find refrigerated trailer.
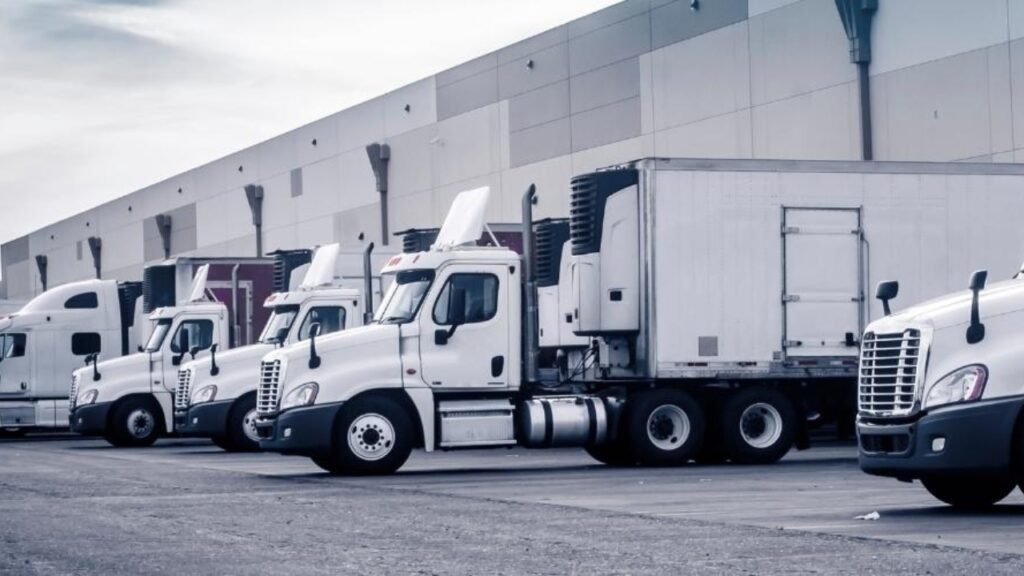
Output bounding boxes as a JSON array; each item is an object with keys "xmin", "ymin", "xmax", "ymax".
[{"xmin": 254, "ymin": 158, "xmax": 1024, "ymax": 474}]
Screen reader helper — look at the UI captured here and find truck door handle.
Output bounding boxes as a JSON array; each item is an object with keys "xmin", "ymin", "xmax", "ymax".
[{"xmin": 491, "ymin": 355, "xmax": 504, "ymax": 378}]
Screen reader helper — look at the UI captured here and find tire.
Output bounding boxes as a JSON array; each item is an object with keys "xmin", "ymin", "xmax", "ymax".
[
  {"xmin": 107, "ymin": 397, "xmax": 162, "ymax": 447},
  {"xmin": 220, "ymin": 395, "xmax": 260, "ymax": 452},
  {"xmin": 922, "ymin": 475, "xmax": 1015, "ymax": 509},
  {"xmin": 0, "ymin": 428, "xmax": 27, "ymax": 439},
  {"xmin": 325, "ymin": 396, "xmax": 414, "ymax": 475},
  {"xmin": 720, "ymin": 388, "xmax": 796, "ymax": 465},
  {"xmin": 585, "ymin": 438, "xmax": 636, "ymax": 466},
  {"xmin": 211, "ymin": 436, "xmax": 233, "ymax": 451},
  {"xmin": 624, "ymin": 389, "xmax": 705, "ymax": 466}
]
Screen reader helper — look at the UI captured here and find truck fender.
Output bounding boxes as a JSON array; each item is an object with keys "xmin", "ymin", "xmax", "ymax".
[{"xmin": 343, "ymin": 388, "xmax": 431, "ymax": 451}]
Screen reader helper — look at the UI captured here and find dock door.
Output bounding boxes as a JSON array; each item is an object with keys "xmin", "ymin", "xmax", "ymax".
[{"xmin": 781, "ymin": 207, "xmax": 864, "ymax": 358}]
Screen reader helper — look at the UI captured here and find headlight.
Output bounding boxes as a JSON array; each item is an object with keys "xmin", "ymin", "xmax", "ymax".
[
  {"xmin": 192, "ymin": 385, "xmax": 217, "ymax": 405},
  {"xmin": 79, "ymin": 389, "xmax": 98, "ymax": 406},
  {"xmin": 924, "ymin": 364, "xmax": 987, "ymax": 409},
  {"xmin": 280, "ymin": 382, "xmax": 318, "ymax": 411}
]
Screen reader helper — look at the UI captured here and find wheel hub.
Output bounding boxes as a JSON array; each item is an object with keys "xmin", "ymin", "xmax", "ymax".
[
  {"xmin": 347, "ymin": 413, "xmax": 395, "ymax": 461},
  {"xmin": 739, "ymin": 402, "xmax": 783, "ymax": 449},
  {"xmin": 127, "ymin": 408, "xmax": 154, "ymax": 439},
  {"xmin": 242, "ymin": 408, "xmax": 260, "ymax": 443},
  {"xmin": 646, "ymin": 404, "xmax": 690, "ymax": 451}
]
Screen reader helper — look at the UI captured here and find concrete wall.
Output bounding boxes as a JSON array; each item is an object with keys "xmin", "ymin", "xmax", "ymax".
[{"xmin": 4, "ymin": 0, "xmax": 1022, "ymax": 298}]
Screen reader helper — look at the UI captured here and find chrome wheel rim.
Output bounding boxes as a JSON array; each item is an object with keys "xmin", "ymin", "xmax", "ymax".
[
  {"xmin": 646, "ymin": 404, "xmax": 690, "ymax": 451},
  {"xmin": 127, "ymin": 408, "xmax": 155, "ymax": 439},
  {"xmin": 740, "ymin": 402, "xmax": 783, "ymax": 449},
  {"xmin": 347, "ymin": 413, "xmax": 395, "ymax": 461},
  {"xmin": 242, "ymin": 408, "xmax": 260, "ymax": 443}
]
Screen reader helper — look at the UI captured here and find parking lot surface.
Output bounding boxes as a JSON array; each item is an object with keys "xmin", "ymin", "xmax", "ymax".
[{"xmin": 2, "ymin": 435, "xmax": 1023, "ymax": 575}]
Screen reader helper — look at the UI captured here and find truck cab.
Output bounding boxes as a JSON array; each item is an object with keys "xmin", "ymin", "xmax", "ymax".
[
  {"xmin": 857, "ymin": 271, "xmax": 1024, "ymax": 508},
  {"xmin": 0, "ymin": 279, "xmax": 143, "ymax": 433},
  {"xmin": 69, "ymin": 266, "xmax": 230, "ymax": 446},
  {"xmin": 175, "ymin": 243, "xmax": 389, "ymax": 452}
]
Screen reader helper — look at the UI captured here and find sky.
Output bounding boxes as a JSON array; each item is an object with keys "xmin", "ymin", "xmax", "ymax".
[{"xmin": 0, "ymin": 0, "xmax": 619, "ymax": 250}]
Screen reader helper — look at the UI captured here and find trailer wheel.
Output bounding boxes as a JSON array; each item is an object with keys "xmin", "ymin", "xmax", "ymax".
[
  {"xmin": 721, "ymin": 388, "xmax": 795, "ymax": 464},
  {"xmin": 0, "ymin": 428, "xmax": 27, "ymax": 439},
  {"xmin": 219, "ymin": 395, "xmax": 260, "ymax": 452},
  {"xmin": 921, "ymin": 475, "xmax": 1016, "ymax": 509},
  {"xmin": 107, "ymin": 397, "xmax": 162, "ymax": 447},
  {"xmin": 325, "ymin": 396, "xmax": 413, "ymax": 475},
  {"xmin": 625, "ymin": 389, "xmax": 705, "ymax": 466}
]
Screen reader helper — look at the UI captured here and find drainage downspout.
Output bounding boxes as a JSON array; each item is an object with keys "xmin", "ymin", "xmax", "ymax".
[
  {"xmin": 244, "ymin": 184, "xmax": 264, "ymax": 257},
  {"xmin": 835, "ymin": 0, "xmax": 877, "ymax": 160},
  {"xmin": 366, "ymin": 143, "xmax": 391, "ymax": 245},
  {"xmin": 362, "ymin": 242, "xmax": 375, "ymax": 325},
  {"xmin": 155, "ymin": 214, "xmax": 173, "ymax": 259},
  {"xmin": 521, "ymin": 184, "xmax": 540, "ymax": 385},
  {"xmin": 35, "ymin": 255, "xmax": 48, "ymax": 291},
  {"xmin": 87, "ymin": 237, "xmax": 102, "ymax": 279}
]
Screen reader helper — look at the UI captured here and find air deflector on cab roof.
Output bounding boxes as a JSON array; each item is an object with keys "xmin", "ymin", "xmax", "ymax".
[{"xmin": 432, "ymin": 187, "xmax": 490, "ymax": 250}]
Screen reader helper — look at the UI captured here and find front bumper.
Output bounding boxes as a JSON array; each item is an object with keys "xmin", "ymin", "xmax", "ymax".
[
  {"xmin": 176, "ymin": 399, "xmax": 233, "ymax": 437},
  {"xmin": 256, "ymin": 401, "xmax": 343, "ymax": 456},
  {"xmin": 69, "ymin": 401, "xmax": 114, "ymax": 436},
  {"xmin": 858, "ymin": 395, "xmax": 1024, "ymax": 479}
]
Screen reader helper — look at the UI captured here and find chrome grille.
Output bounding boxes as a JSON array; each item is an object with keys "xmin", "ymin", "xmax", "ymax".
[
  {"xmin": 256, "ymin": 360, "xmax": 282, "ymax": 417},
  {"xmin": 69, "ymin": 373, "xmax": 80, "ymax": 411},
  {"xmin": 175, "ymin": 368, "xmax": 194, "ymax": 411},
  {"xmin": 859, "ymin": 329, "xmax": 923, "ymax": 416}
]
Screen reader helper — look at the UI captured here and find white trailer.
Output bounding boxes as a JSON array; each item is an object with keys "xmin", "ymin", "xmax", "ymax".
[
  {"xmin": 254, "ymin": 158, "xmax": 1024, "ymax": 474},
  {"xmin": 174, "ymin": 243, "xmax": 394, "ymax": 452}
]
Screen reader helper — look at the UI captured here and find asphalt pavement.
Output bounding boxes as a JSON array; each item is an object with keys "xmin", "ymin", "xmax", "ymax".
[{"xmin": 1, "ymin": 434, "xmax": 1023, "ymax": 575}]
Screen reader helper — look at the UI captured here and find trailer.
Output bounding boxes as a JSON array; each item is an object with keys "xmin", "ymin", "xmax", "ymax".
[{"xmin": 254, "ymin": 158, "xmax": 1024, "ymax": 474}]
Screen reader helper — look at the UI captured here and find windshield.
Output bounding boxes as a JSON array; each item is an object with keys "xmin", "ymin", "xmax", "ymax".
[
  {"xmin": 145, "ymin": 319, "xmax": 172, "ymax": 352},
  {"xmin": 259, "ymin": 305, "xmax": 300, "ymax": 344},
  {"xmin": 376, "ymin": 270, "xmax": 435, "ymax": 325}
]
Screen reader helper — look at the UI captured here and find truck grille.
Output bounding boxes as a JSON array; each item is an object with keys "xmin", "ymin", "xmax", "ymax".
[
  {"xmin": 69, "ymin": 373, "xmax": 80, "ymax": 411},
  {"xmin": 256, "ymin": 360, "xmax": 282, "ymax": 417},
  {"xmin": 175, "ymin": 368, "xmax": 194, "ymax": 411},
  {"xmin": 859, "ymin": 329, "xmax": 923, "ymax": 416}
]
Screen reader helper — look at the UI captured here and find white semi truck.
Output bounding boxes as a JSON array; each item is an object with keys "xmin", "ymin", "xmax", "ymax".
[
  {"xmin": 858, "ymin": 270, "xmax": 1024, "ymax": 508},
  {"xmin": 175, "ymin": 243, "xmax": 393, "ymax": 452},
  {"xmin": 68, "ymin": 255, "xmax": 285, "ymax": 446},
  {"xmin": 0, "ymin": 279, "xmax": 145, "ymax": 433},
  {"xmin": 254, "ymin": 158, "xmax": 1024, "ymax": 475}
]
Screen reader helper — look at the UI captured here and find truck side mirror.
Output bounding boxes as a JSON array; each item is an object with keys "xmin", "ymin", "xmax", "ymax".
[
  {"xmin": 967, "ymin": 270, "xmax": 988, "ymax": 344},
  {"xmin": 449, "ymin": 287, "xmax": 467, "ymax": 326},
  {"xmin": 210, "ymin": 343, "xmax": 220, "ymax": 376},
  {"xmin": 188, "ymin": 345, "xmax": 200, "ymax": 360},
  {"xmin": 308, "ymin": 322, "xmax": 321, "ymax": 369},
  {"xmin": 89, "ymin": 353, "xmax": 101, "ymax": 382},
  {"xmin": 435, "ymin": 287, "xmax": 467, "ymax": 346},
  {"xmin": 173, "ymin": 328, "xmax": 190, "ymax": 366},
  {"xmin": 275, "ymin": 327, "xmax": 289, "ymax": 347},
  {"xmin": 875, "ymin": 280, "xmax": 899, "ymax": 316}
]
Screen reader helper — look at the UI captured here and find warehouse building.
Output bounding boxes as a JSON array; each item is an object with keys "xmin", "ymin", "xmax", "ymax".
[{"xmin": 2, "ymin": 0, "xmax": 1022, "ymax": 299}]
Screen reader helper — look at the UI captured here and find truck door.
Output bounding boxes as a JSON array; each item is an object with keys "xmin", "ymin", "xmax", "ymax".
[
  {"xmin": 418, "ymin": 265, "xmax": 510, "ymax": 389},
  {"xmin": 781, "ymin": 207, "xmax": 863, "ymax": 358},
  {"xmin": 159, "ymin": 317, "xmax": 217, "ymax": 394}
]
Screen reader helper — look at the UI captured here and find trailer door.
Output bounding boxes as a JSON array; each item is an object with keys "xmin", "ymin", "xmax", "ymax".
[{"xmin": 781, "ymin": 207, "xmax": 863, "ymax": 358}]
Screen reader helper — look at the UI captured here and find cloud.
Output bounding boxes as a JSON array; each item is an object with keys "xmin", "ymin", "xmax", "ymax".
[{"xmin": 0, "ymin": 0, "xmax": 619, "ymax": 261}]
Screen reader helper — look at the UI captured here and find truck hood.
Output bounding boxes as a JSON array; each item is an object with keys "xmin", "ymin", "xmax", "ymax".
[
  {"xmin": 183, "ymin": 343, "xmax": 273, "ymax": 377},
  {"xmin": 265, "ymin": 323, "xmax": 398, "ymax": 365},
  {"xmin": 73, "ymin": 352, "xmax": 151, "ymax": 401},
  {"xmin": 870, "ymin": 278, "xmax": 1024, "ymax": 333}
]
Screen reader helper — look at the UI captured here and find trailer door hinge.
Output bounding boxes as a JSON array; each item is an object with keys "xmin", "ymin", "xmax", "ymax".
[
  {"xmin": 785, "ymin": 340, "xmax": 803, "ymax": 347},
  {"xmin": 783, "ymin": 294, "xmax": 800, "ymax": 302},
  {"xmin": 782, "ymin": 226, "xmax": 799, "ymax": 234}
]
